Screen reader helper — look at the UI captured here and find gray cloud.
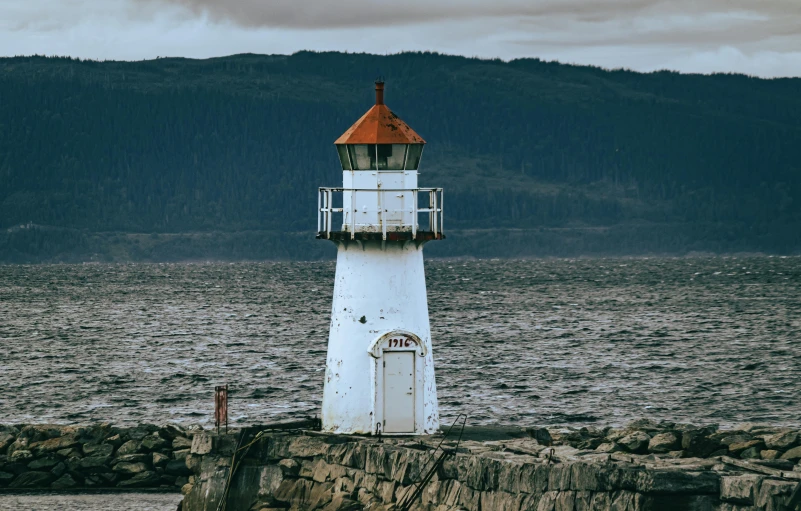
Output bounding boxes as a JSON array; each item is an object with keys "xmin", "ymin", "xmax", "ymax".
[
  {"xmin": 1, "ymin": 0, "xmax": 800, "ymax": 77},
  {"xmin": 134, "ymin": 0, "xmax": 800, "ymax": 32}
]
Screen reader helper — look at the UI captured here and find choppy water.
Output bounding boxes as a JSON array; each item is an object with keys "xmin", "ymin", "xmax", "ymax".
[
  {"xmin": 1, "ymin": 256, "xmax": 800, "ymax": 429},
  {"xmin": 0, "ymin": 492, "xmax": 181, "ymax": 510}
]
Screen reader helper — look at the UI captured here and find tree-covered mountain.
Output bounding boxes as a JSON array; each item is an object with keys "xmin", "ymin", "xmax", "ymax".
[{"xmin": 1, "ymin": 52, "xmax": 800, "ymax": 262}]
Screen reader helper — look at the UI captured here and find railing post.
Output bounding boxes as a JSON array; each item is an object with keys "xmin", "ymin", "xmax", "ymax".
[
  {"xmin": 433, "ymin": 191, "xmax": 438, "ymax": 238},
  {"xmin": 351, "ymin": 189, "xmax": 356, "ymax": 240},
  {"xmin": 412, "ymin": 189, "xmax": 417, "ymax": 239},
  {"xmin": 317, "ymin": 188, "xmax": 321, "ymax": 234},
  {"xmin": 439, "ymin": 189, "xmax": 444, "ymax": 236},
  {"xmin": 326, "ymin": 190, "xmax": 332, "ymax": 239}
]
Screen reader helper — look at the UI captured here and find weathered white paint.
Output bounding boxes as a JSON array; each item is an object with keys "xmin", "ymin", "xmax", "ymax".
[{"xmin": 322, "ymin": 240, "xmax": 439, "ymax": 435}]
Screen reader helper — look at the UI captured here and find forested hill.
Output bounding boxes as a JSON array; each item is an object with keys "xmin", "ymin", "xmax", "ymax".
[{"xmin": 1, "ymin": 52, "xmax": 801, "ymax": 262}]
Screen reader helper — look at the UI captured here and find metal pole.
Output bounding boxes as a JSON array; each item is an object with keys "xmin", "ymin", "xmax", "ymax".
[
  {"xmin": 412, "ymin": 189, "xmax": 417, "ymax": 239},
  {"xmin": 440, "ymin": 189, "xmax": 444, "ymax": 235}
]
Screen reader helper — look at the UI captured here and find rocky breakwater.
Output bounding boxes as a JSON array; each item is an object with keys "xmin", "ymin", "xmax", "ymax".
[
  {"xmin": 0, "ymin": 423, "xmax": 197, "ymax": 491},
  {"xmin": 179, "ymin": 420, "xmax": 801, "ymax": 511}
]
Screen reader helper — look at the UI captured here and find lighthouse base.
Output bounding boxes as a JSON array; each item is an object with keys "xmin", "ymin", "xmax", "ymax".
[{"xmin": 322, "ymin": 240, "xmax": 439, "ymax": 435}]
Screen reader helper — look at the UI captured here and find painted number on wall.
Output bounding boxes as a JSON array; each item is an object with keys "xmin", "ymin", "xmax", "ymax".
[{"xmin": 388, "ymin": 337, "xmax": 416, "ymax": 348}]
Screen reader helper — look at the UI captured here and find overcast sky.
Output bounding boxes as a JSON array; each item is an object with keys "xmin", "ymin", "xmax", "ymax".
[{"xmin": 1, "ymin": 0, "xmax": 800, "ymax": 77}]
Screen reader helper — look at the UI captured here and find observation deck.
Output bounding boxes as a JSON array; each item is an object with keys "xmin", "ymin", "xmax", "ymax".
[{"xmin": 317, "ymin": 187, "xmax": 444, "ymax": 242}]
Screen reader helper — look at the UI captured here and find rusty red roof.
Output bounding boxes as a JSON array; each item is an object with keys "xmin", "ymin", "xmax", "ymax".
[{"xmin": 334, "ymin": 82, "xmax": 425, "ymax": 145}]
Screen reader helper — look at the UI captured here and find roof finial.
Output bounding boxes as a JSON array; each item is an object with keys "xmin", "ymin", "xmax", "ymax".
[{"xmin": 375, "ymin": 78, "xmax": 385, "ymax": 106}]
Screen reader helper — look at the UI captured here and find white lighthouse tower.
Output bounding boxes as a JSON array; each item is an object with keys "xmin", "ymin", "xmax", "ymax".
[{"xmin": 317, "ymin": 81, "xmax": 443, "ymax": 435}]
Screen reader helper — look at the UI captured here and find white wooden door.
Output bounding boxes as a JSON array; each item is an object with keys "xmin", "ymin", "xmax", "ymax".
[{"xmin": 383, "ymin": 352, "xmax": 415, "ymax": 433}]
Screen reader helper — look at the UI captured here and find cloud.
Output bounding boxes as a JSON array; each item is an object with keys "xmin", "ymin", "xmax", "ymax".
[{"xmin": 0, "ymin": 0, "xmax": 800, "ymax": 77}]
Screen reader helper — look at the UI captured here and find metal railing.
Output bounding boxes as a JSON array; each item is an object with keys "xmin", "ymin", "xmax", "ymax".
[{"xmin": 318, "ymin": 187, "xmax": 443, "ymax": 240}]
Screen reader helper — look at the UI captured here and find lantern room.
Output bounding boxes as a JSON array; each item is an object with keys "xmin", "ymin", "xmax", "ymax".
[
  {"xmin": 319, "ymin": 81, "xmax": 443, "ymax": 242},
  {"xmin": 334, "ymin": 81, "xmax": 425, "ymax": 171}
]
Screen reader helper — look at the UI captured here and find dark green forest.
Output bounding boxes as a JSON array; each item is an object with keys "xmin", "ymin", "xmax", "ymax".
[{"xmin": 1, "ymin": 52, "xmax": 800, "ymax": 262}]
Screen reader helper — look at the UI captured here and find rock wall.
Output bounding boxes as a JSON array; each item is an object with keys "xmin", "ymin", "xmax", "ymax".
[
  {"xmin": 0, "ymin": 423, "xmax": 197, "ymax": 491},
  {"xmin": 181, "ymin": 428, "xmax": 801, "ymax": 511}
]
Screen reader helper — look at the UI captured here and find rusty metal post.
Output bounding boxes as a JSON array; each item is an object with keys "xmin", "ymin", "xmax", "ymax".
[{"xmin": 215, "ymin": 385, "xmax": 228, "ymax": 435}]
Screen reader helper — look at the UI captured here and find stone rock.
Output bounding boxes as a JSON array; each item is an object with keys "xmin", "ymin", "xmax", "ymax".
[
  {"xmin": 50, "ymin": 462, "xmax": 67, "ymax": 478},
  {"xmin": 126, "ymin": 425, "xmax": 158, "ymax": 441},
  {"xmin": 174, "ymin": 475, "xmax": 189, "ymax": 487},
  {"xmin": 9, "ymin": 471, "xmax": 52, "ymax": 488},
  {"xmin": 113, "ymin": 462, "xmax": 149, "ymax": 475},
  {"xmin": 719, "ymin": 434, "xmax": 753, "ymax": 446},
  {"xmin": 526, "ymin": 427, "xmax": 553, "ymax": 446},
  {"xmin": 756, "ymin": 479, "xmax": 797, "ymax": 509},
  {"xmin": 760, "ymin": 449, "xmax": 781, "ymax": 460},
  {"xmin": 765, "ymin": 431, "xmax": 798, "ymax": 450},
  {"xmin": 83, "ymin": 443, "xmax": 114, "ymax": 457},
  {"xmin": 159, "ymin": 424, "xmax": 186, "ymax": 440},
  {"xmin": 141, "ymin": 434, "xmax": 168, "ymax": 452},
  {"xmin": 57, "ymin": 448, "xmax": 82, "ymax": 458},
  {"xmin": 10, "ymin": 450, "xmax": 34, "ymax": 462},
  {"xmin": 105, "ymin": 434, "xmax": 123, "ymax": 447},
  {"xmin": 648, "ymin": 433, "xmax": 681, "ymax": 453},
  {"xmin": 636, "ymin": 470, "xmax": 720, "ymax": 494},
  {"xmin": 0, "ymin": 433, "xmax": 15, "ymax": 452},
  {"xmin": 3, "ymin": 462, "xmax": 31, "ymax": 476},
  {"xmin": 0, "ymin": 472, "xmax": 15, "ymax": 485},
  {"xmin": 28, "ymin": 434, "xmax": 79, "ymax": 455},
  {"xmin": 117, "ymin": 440, "xmax": 141, "ymax": 456},
  {"xmin": 619, "ymin": 431, "xmax": 651, "ymax": 454},
  {"xmin": 729, "ymin": 440, "xmax": 764, "ymax": 455},
  {"xmin": 740, "ymin": 446, "xmax": 762, "ymax": 459},
  {"xmin": 117, "ymin": 470, "xmax": 161, "ymax": 488},
  {"xmin": 152, "ymin": 452, "xmax": 170, "ymax": 467},
  {"xmin": 779, "ymin": 445, "xmax": 801, "ymax": 461},
  {"xmin": 51, "ymin": 474, "xmax": 77, "ymax": 489},
  {"xmin": 278, "ymin": 458, "xmax": 301, "ymax": 476},
  {"xmin": 165, "ymin": 459, "xmax": 193, "ymax": 476},
  {"xmin": 185, "ymin": 454, "xmax": 202, "ymax": 474},
  {"xmin": 190, "ymin": 433, "xmax": 212, "ymax": 455},
  {"xmin": 172, "ymin": 436, "xmax": 193, "ymax": 450},
  {"xmin": 173, "ymin": 449, "xmax": 190, "ymax": 460},
  {"xmin": 70, "ymin": 456, "xmax": 112, "ymax": 472},
  {"xmin": 27, "ymin": 454, "xmax": 62, "ymax": 470},
  {"xmin": 114, "ymin": 454, "xmax": 149, "ymax": 464},
  {"xmin": 181, "ymin": 482, "xmax": 194, "ymax": 495},
  {"xmin": 682, "ymin": 428, "xmax": 721, "ymax": 458}
]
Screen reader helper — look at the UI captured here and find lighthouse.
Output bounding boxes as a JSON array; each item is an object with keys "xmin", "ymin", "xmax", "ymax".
[{"xmin": 317, "ymin": 81, "xmax": 443, "ymax": 435}]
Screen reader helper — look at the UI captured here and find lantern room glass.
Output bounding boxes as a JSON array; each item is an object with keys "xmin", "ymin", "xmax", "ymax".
[{"xmin": 337, "ymin": 143, "xmax": 424, "ymax": 170}]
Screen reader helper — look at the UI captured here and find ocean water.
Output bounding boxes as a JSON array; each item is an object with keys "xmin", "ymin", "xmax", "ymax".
[
  {"xmin": 0, "ymin": 492, "xmax": 182, "ymax": 510},
  {"xmin": 1, "ymin": 256, "xmax": 800, "ymax": 430}
]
